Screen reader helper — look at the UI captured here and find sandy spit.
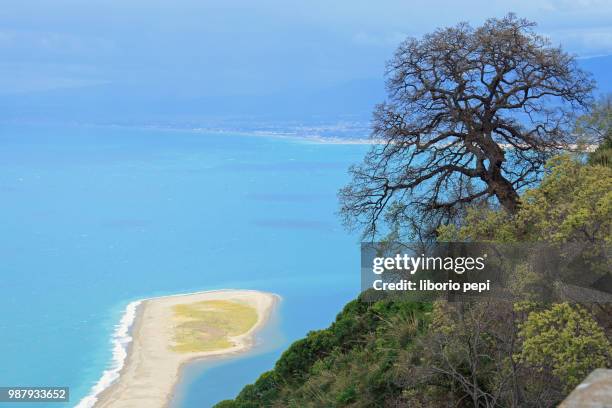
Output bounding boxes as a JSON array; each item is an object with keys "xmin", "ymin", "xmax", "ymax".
[{"xmin": 91, "ymin": 289, "xmax": 279, "ymax": 408}]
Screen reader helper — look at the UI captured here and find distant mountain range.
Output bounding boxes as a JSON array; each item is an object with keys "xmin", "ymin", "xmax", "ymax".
[
  {"xmin": 580, "ymin": 54, "xmax": 612, "ymax": 94},
  {"xmin": 0, "ymin": 55, "xmax": 609, "ymax": 129}
]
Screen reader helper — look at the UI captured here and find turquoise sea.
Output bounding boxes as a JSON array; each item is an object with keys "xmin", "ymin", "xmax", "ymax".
[{"xmin": 0, "ymin": 124, "xmax": 368, "ymax": 407}]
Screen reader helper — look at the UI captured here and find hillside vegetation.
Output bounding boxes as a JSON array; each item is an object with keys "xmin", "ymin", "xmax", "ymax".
[
  {"xmin": 216, "ymin": 137, "xmax": 611, "ymax": 407},
  {"xmin": 216, "ymin": 30, "xmax": 612, "ymax": 402},
  {"xmin": 215, "ymin": 298, "xmax": 432, "ymax": 407}
]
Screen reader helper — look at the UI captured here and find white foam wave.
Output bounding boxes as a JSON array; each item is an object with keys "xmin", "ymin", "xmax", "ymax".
[
  {"xmin": 73, "ymin": 289, "xmax": 269, "ymax": 408},
  {"xmin": 75, "ymin": 300, "xmax": 142, "ymax": 408}
]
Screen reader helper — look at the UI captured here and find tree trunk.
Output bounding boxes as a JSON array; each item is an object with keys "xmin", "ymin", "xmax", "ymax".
[
  {"xmin": 490, "ymin": 172, "xmax": 520, "ymax": 213},
  {"xmin": 480, "ymin": 158, "xmax": 520, "ymax": 213}
]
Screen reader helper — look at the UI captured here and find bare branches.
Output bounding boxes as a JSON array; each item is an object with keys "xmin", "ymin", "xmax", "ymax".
[{"xmin": 339, "ymin": 14, "xmax": 594, "ymax": 239}]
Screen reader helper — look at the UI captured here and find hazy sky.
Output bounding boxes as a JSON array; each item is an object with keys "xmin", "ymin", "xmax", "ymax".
[{"xmin": 1, "ymin": 0, "xmax": 611, "ymax": 99}]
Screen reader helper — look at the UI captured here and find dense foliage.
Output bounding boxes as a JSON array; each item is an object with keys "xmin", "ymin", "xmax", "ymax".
[
  {"xmin": 517, "ymin": 303, "xmax": 610, "ymax": 392},
  {"xmin": 438, "ymin": 154, "xmax": 612, "ymax": 245},
  {"xmin": 214, "ymin": 298, "xmax": 432, "ymax": 407},
  {"xmin": 216, "ymin": 148, "xmax": 611, "ymax": 408}
]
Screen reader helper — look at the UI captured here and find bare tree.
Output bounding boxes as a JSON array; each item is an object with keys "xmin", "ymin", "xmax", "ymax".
[
  {"xmin": 339, "ymin": 14, "xmax": 594, "ymax": 237},
  {"xmin": 399, "ymin": 301, "xmax": 565, "ymax": 408}
]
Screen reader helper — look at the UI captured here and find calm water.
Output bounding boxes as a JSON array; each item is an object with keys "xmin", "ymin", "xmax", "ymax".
[{"xmin": 0, "ymin": 123, "xmax": 367, "ymax": 407}]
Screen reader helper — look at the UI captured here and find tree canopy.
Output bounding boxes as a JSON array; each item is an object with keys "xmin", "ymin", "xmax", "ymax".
[{"xmin": 340, "ymin": 14, "xmax": 594, "ymax": 238}]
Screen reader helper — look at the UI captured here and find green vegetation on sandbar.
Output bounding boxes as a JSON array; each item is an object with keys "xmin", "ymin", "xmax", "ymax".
[{"xmin": 171, "ymin": 300, "xmax": 258, "ymax": 353}]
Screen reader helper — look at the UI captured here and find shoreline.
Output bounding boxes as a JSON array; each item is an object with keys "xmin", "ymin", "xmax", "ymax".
[
  {"xmin": 77, "ymin": 289, "xmax": 280, "ymax": 408},
  {"xmin": 75, "ymin": 300, "xmax": 143, "ymax": 408}
]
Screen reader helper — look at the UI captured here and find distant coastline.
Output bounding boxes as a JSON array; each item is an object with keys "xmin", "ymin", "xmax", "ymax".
[
  {"xmin": 76, "ymin": 290, "xmax": 279, "ymax": 408},
  {"xmin": 0, "ymin": 120, "xmax": 374, "ymax": 144}
]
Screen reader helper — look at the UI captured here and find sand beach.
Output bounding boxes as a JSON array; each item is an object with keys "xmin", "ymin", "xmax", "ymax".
[{"xmin": 90, "ymin": 290, "xmax": 278, "ymax": 408}]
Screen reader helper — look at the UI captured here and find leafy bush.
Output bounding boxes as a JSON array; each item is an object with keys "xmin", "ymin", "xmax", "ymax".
[{"xmin": 518, "ymin": 303, "xmax": 611, "ymax": 392}]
